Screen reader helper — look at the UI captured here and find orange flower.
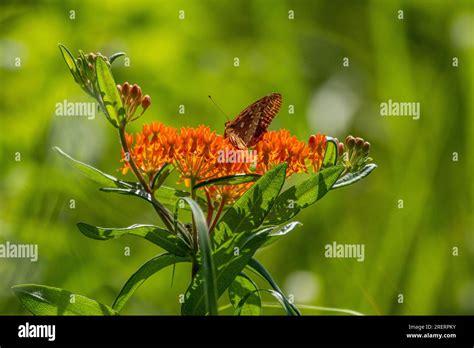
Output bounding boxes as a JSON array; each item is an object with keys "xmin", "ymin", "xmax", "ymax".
[
  {"xmin": 173, "ymin": 125, "xmax": 224, "ymax": 186},
  {"xmin": 120, "ymin": 122, "xmax": 177, "ymax": 181},
  {"xmin": 255, "ymin": 130, "xmax": 309, "ymax": 176},
  {"xmin": 120, "ymin": 121, "xmax": 327, "ymax": 205},
  {"xmin": 308, "ymin": 133, "xmax": 327, "ymax": 172}
]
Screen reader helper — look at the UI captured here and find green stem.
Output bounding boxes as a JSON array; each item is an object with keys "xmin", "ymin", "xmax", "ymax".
[
  {"xmin": 209, "ymin": 199, "xmax": 225, "ymax": 233},
  {"xmin": 118, "ymin": 124, "xmax": 176, "ymax": 233}
]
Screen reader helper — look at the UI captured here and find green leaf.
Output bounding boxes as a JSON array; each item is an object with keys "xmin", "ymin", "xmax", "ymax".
[
  {"xmin": 100, "ymin": 187, "xmax": 153, "ymax": 203},
  {"xmin": 76, "ymin": 223, "xmax": 190, "ymax": 256},
  {"xmin": 109, "ymin": 52, "xmax": 126, "ymax": 64},
  {"xmin": 262, "ymin": 221, "xmax": 303, "ymax": 247},
  {"xmin": 264, "ymin": 165, "xmax": 344, "ymax": 226},
  {"xmin": 113, "ymin": 253, "xmax": 190, "ymax": 312},
  {"xmin": 176, "ymin": 197, "xmax": 218, "ymax": 315},
  {"xmin": 58, "ymin": 44, "xmax": 81, "ymax": 83},
  {"xmin": 54, "ymin": 146, "xmax": 130, "ymax": 188},
  {"xmin": 151, "ymin": 163, "xmax": 172, "ymax": 190},
  {"xmin": 332, "ymin": 164, "xmax": 377, "ymax": 189},
  {"xmin": 154, "ymin": 186, "xmax": 207, "ymax": 211},
  {"xmin": 239, "ymin": 289, "xmax": 294, "ymax": 315},
  {"xmin": 12, "ymin": 284, "xmax": 118, "ymax": 316},
  {"xmin": 95, "ymin": 56, "xmax": 124, "ymax": 127},
  {"xmin": 229, "ymin": 274, "xmax": 261, "ymax": 315},
  {"xmin": 322, "ymin": 137, "xmax": 338, "ymax": 167},
  {"xmin": 213, "ymin": 163, "xmax": 287, "ymax": 246},
  {"xmin": 247, "ymin": 258, "xmax": 300, "ymax": 315},
  {"xmin": 182, "ymin": 228, "xmax": 271, "ymax": 315},
  {"xmin": 193, "ymin": 173, "xmax": 260, "ymax": 190}
]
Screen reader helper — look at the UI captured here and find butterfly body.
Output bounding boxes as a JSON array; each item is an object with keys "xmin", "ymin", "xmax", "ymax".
[{"xmin": 224, "ymin": 93, "xmax": 282, "ymax": 149}]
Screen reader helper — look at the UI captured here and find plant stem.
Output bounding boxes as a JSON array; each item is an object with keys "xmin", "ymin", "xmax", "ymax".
[
  {"xmin": 209, "ymin": 198, "xmax": 225, "ymax": 233},
  {"xmin": 118, "ymin": 124, "xmax": 176, "ymax": 233},
  {"xmin": 205, "ymin": 189, "xmax": 214, "ymax": 226}
]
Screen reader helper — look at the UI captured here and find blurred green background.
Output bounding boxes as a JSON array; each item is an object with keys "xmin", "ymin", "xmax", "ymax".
[{"xmin": 0, "ymin": 0, "xmax": 473, "ymax": 315}]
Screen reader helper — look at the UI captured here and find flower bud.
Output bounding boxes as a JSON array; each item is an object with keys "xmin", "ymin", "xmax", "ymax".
[
  {"xmin": 117, "ymin": 84, "xmax": 122, "ymax": 93},
  {"xmin": 130, "ymin": 84, "xmax": 140, "ymax": 99},
  {"xmin": 141, "ymin": 95, "xmax": 151, "ymax": 110},
  {"xmin": 338, "ymin": 142, "xmax": 345, "ymax": 157},
  {"xmin": 345, "ymin": 135, "xmax": 355, "ymax": 149},
  {"xmin": 121, "ymin": 82, "xmax": 130, "ymax": 96},
  {"xmin": 362, "ymin": 141, "xmax": 370, "ymax": 154},
  {"xmin": 355, "ymin": 137, "xmax": 364, "ymax": 149},
  {"xmin": 308, "ymin": 135, "xmax": 317, "ymax": 148}
]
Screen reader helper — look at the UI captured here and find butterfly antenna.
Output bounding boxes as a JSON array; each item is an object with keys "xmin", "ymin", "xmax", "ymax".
[{"xmin": 208, "ymin": 95, "xmax": 230, "ymax": 121}]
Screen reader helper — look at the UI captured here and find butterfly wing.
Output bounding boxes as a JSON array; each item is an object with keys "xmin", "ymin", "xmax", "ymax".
[
  {"xmin": 224, "ymin": 93, "xmax": 282, "ymax": 149},
  {"xmin": 248, "ymin": 93, "xmax": 282, "ymax": 146}
]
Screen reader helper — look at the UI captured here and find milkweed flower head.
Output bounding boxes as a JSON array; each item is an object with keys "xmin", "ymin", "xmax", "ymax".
[{"xmin": 121, "ymin": 121, "xmax": 327, "ymax": 204}]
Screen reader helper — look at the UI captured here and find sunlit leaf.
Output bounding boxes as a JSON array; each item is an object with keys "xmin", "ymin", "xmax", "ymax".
[
  {"xmin": 54, "ymin": 146, "xmax": 131, "ymax": 188},
  {"xmin": 76, "ymin": 223, "xmax": 190, "ymax": 256},
  {"xmin": 109, "ymin": 52, "xmax": 126, "ymax": 64},
  {"xmin": 182, "ymin": 229, "xmax": 271, "ymax": 315},
  {"xmin": 12, "ymin": 284, "xmax": 118, "ymax": 316},
  {"xmin": 262, "ymin": 221, "xmax": 303, "ymax": 247},
  {"xmin": 95, "ymin": 56, "xmax": 124, "ymax": 127},
  {"xmin": 264, "ymin": 165, "xmax": 344, "ymax": 225},
  {"xmin": 193, "ymin": 173, "xmax": 260, "ymax": 190},
  {"xmin": 322, "ymin": 136, "xmax": 338, "ymax": 167},
  {"xmin": 332, "ymin": 164, "xmax": 377, "ymax": 189},
  {"xmin": 213, "ymin": 163, "xmax": 287, "ymax": 246},
  {"xmin": 229, "ymin": 274, "xmax": 261, "ymax": 315},
  {"xmin": 176, "ymin": 197, "xmax": 218, "ymax": 315}
]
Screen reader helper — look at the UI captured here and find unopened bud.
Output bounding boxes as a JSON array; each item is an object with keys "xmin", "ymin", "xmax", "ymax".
[
  {"xmin": 346, "ymin": 135, "xmax": 355, "ymax": 149},
  {"xmin": 141, "ymin": 95, "xmax": 151, "ymax": 110},
  {"xmin": 362, "ymin": 141, "xmax": 370, "ymax": 154},
  {"xmin": 308, "ymin": 135, "xmax": 317, "ymax": 148},
  {"xmin": 130, "ymin": 84, "xmax": 140, "ymax": 99},
  {"xmin": 122, "ymin": 82, "xmax": 130, "ymax": 96},
  {"xmin": 355, "ymin": 137, "xmax": 364, "ymax": 149},
  {"xmin": 338, "ymin": 142, "xmax": 345, "ymax": 157}
]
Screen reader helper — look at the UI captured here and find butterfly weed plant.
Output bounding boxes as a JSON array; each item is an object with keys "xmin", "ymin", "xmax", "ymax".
[{"xmin": 12, "ymin": 45, "xmax": 377, "ymax": 316}]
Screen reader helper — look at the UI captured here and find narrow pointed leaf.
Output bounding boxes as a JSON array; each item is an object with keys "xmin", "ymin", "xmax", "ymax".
[
  {"xmin": 332, "ymin": 164, "xmax": 377, "ymax": 189},
  {"xmin": 262, "ymin": 221, "xmax": 303, "ymax": 247},
  {"xmin": 76, "ymin": 223, "xmax": 190, "ymax": 256},
  {"xmin": 96, "ymin": 56, "xmax": 124, "ymax": 127},
  {"xmin": 193, "ymin": 173, "xmax": 260, "ymax": 190},
  {"xmin": 109, "ymin": 52, "xmax": 126, "ymax": 64},
  {"xmin": 58, "ymin": 44, "xmax": 81, "ymax": 83},
  {"xmin": 176, "ymin": 197, "xmax": 218, "ymax": 315},
  {"xmin": 113, "ymin": 253, "xmax": 190, "ymax": 312},
  {"xmin": 247, "ymin": 258, "xmax": 300, "ymax": 315},
  {"xmin": 54, "ymin": 146, "xmax": 130, "ymax": 188},
  {"xmin": 12, "ymin": 284, "xmax": 118, "ymax": 316}
]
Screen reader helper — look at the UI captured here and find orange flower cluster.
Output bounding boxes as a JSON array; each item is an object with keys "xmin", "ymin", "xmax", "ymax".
[{"xmin": 121, "ymin": 122, "xmax": 326, "ymax": 204}]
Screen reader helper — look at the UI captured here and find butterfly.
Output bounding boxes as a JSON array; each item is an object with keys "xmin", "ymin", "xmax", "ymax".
[{"xmin": 224, "ymin": 93, "xmax": 282, "ymax": 150}]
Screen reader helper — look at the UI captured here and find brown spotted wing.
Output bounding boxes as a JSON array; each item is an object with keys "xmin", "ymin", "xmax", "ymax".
[{"xmin": 224, "ymin": 93, "xmax": 282, "ymax": 149}]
